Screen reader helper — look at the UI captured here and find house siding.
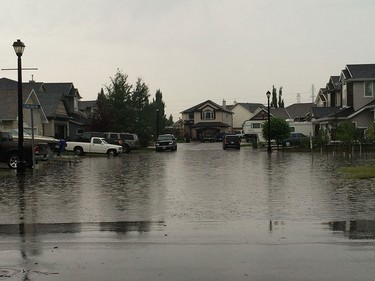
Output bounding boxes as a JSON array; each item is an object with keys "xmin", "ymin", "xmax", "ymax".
[
  {"xmin": 352, "ymin": 82, "xmax": 375, "ymax": 111},
  {"xmin": 351, "ymin": 110, "xmax": 374, "ymax": 128},
  {"xmin": 232, "ymin": 105, "xmax": 251, "ymax": 129}
]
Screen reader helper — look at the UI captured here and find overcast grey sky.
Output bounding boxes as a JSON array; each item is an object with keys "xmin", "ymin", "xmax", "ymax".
[{"xmin": 2, "ymin": 0, "xmax": 375, "ymax": 120}]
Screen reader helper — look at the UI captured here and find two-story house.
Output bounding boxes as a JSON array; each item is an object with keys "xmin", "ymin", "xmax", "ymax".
[
  {"xmin": 0, "ymin": 77, "xmax": 89, "ymax": 139},
  {"xmin": 313, "ymin": 64, "xmax": 375, "ymax": 140},
  {"xmin": 229, "ymin": 102, "xmax": 265, "ymax": 130},
  {"xmin": 181, "ymin": 100, "xmax": 233, "ymax": 140}
]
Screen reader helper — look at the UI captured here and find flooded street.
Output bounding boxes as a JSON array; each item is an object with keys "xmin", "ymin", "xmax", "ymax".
[{"xmin": 0, "ymin": 143, "xmax": 375, "ymax": 280}]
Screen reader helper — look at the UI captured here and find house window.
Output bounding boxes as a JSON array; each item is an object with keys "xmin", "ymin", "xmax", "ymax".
[
  {"xmin": 252, "ymin": 123, "xmax": 261, "ymax": 129},
  {"xmin": 202, "ymin": 110, "xmax": 214, "ymax": 120},
  {"xmin": 74, "ymin": 97, "xmax": 79, "ymax": 112},
  {"xmin": 364, "ymin": 81, "xmax": 373, "ymax": 97}
]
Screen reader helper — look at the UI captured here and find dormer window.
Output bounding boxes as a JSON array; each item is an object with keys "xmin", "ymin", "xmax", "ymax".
[{"xmin": 202, "ymin": 110, "xmax": 214, "ymax": 120}]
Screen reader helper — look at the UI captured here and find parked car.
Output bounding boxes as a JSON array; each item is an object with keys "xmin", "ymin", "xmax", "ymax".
[
  {"xmin": 71, "ymin": 132, "xmax": 104, "ymax": 142},
  {"xmin": 0, "ymin": 131, "xmax": 50, "ymax": 169},
  {"xmin": 222, "ymin": 134, "xmax": 241, "ymax": 150},
  {"xmin": 201, "ymin": 130, "xmax": 216, "ymax": 143},
  {"xmin": 65, "ymin": 137, "xmax": 123, "ymax": 156},
  {"xmin": 282, "ymin": 133, "xmax": 310, "ymax": 147},
  {"xmin": 215, "ymin": 132, "xmax": 225, "ymax": 142},
  {"xmin": 102, "ymin": 132, "xmax": 140, "ymax": 153},
  {"xmin": 155, "ymin": 134, "xmax": 177, "ymax": 152}
]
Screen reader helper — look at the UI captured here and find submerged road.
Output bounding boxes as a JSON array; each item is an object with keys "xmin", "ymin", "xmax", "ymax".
[{"xmin": 0, "ymin": 143, "xmax": 375, "ymax": 280}]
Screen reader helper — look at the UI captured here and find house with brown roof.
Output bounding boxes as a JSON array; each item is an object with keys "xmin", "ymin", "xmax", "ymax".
[{"xmin": 180, "ymin": 99, "xmax": 233, "ymax": 140}]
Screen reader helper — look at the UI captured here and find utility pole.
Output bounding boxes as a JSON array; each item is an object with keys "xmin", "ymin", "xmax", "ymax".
[{"xmin": 311, "ymin": 84, "xmax": 315, "ymax": 103}]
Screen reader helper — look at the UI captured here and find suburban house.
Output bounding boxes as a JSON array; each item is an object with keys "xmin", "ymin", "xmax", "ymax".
[
  {"xmin": 229, "ymin": 102, "xmax": 265, "ymax": 130},
  {"xmin": 313, "ymin": 64, "xmax": 375, "ymax": 140},
  {"xmin": 0, "ymin": 78, "xmax": 48, "ymax": 135},
  {"xmin": 0, "ymin": 77, "xmax": 90, "ymax": 139},
  {"xmin": 180, "ymin": 99, "xmax": 233, "ymax": 140}
]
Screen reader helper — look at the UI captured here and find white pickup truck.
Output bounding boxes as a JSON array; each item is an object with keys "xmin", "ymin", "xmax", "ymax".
[{"xmin": 66, "ymin": 137, "xmax": 123, "ymax": 156}]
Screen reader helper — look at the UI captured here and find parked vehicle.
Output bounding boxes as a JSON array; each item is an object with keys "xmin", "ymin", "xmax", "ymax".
[
  {"xmin": 102, "ymin": 132, "xmax": 140, "ymax": 153},
  {"xmin": 201, "ymin": 130, "xmax": 216, "ymax": 143},
  {"xmin": 282, "ymin": 133, "xmax": 310, "ymax": 147},
  {"xmin": 70, "ymin": 132, "xmax": 104, "ymax": 142},
  {"xmin": 215, "ymin": 132, "xmax": 225, "ymax": 142},
  {"xmin": 0, "ymin": 131, "xmax": 50, "ymax": 169},
  {"xmin": 222, "ymin": 134, "xmax": 241, "ymax": 150},
  {"xmin": 155, "ymin": 134, "xmax": 177, "ymax": 152},
  {"xmin": 66, "ymin": 137, "xmax": 123, "ymax": 156}
]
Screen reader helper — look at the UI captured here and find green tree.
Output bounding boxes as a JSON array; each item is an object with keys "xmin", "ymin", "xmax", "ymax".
[
  {"xmin": 270, "ymin": 85, "xmax": 278, "ymax": 108},
  {"xmin": 131, "ymin": 78, "xmax": 152, "ymax": 147},
  {"xmin": 336, "ymin": 120, "xmax": 356, "ymax": 145},
  {"xmin": 90, "ymin": 88, "xmax": 113, "ymax": 132},
  {"xmin": 278, "ymin": 86, "xmax": 284, "ymax": 108},
  {"xmin": 262, "ymin": 117, "xmax": 290, "ymax": 147}
]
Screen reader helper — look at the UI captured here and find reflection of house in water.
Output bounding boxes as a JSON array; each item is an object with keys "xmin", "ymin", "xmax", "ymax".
[{"xmin": 328, "ymin": 220, "xmax": 375, "ymax": 239}]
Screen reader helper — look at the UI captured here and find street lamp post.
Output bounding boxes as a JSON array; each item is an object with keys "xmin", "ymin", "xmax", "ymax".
[
  {"xmin": 266, "ymin": 91, "xmax": 272, "ymax": 153},
  {"xmin": 156, "ymin": 109, "xmax": 159, "ymax": 138},
  {"xmin": 13, "ymin": 39, "xmax": 26, "ymax": 174}
]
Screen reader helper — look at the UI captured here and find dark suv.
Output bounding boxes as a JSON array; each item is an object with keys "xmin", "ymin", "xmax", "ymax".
[
  {"xmin": 222, "ymin": 134, "xmax": 241, "ymax": 150},
  {"xmin": 155, "ymin": 134, "xmax": 177, "ymax": 152}
]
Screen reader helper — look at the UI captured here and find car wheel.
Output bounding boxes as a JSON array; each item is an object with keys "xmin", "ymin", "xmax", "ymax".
[
  {"xmin": 73, "ymin": 147, "xmax": 84, "ymax": 156},
  {"xmin": 7, "ymin": 154, "xmax": 18, "ymax": 169},
  {"xmin": 107, "ymin": 149, "xmax": 117, "ymax": 156}
]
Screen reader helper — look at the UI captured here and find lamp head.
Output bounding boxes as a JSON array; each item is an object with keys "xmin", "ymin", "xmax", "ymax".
[
  {"xmin": 13, "ymin": 39, "xmax": 25, "ymax": 57},
  {"xmin": 266, "ymin": 91, "xmax": 271, "ymax": 99}
]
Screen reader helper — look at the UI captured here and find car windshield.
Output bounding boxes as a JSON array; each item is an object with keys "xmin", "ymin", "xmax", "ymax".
[{"xmin": 158, "ymin": 135, "xmax": 173, "ymax": 141}]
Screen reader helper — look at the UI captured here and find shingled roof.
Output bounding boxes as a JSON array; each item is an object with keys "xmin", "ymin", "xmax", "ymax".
[
  {"xmin": 346, "ymin": 64, "xmax": 375, "ymax": 79},
  {"xmin": 181, "ymin": 100, "xmax": 233, "ymax": 114}
]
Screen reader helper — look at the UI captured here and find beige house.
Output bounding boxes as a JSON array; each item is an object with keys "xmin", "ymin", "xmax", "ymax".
[
  {"xmin": 229, "ymin": 102, "xmax": 264, "ymax": 130},
  {"xmin": 181, "ymin": 100, "xmax": 233, "ymax": 140}
]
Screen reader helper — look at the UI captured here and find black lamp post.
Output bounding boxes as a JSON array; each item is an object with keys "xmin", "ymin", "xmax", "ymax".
[
  {"xmin": 156, "ymin": 109, "xmax": 159, "ymax": 138},
  {"xmin": 266, "ymin": 91, "xmax": 272, "ymax": 153},
  {"xmin": 13, "ymin": 39, "xmax": 26, "ymax": 174}
]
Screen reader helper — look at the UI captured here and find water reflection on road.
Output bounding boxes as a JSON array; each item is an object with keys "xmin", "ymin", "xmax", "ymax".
[
  {"xmin": 1, "ymin": 143, "xmax": 375, "ymax": 280},
  {"xmin": 0, "ymin": 143, "xmax": 375, "ymax": 226}
]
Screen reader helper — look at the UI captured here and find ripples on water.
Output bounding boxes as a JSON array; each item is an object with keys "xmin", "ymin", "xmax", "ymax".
[{"xmin": 0, "ymin": 143, "xmax": 374, "ymax": 225}]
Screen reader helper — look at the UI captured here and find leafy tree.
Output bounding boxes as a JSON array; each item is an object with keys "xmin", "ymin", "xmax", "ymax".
[
  {"xmin": 270, "ymin": 85, "xmax": 278, "ymax": 108},
  {"xmin": 262, "ymin": 117, "xmax": 290, "ymax": 147},
  {"xmin": 336, "ymin": 120, "xmax": 356, "ymax": 145},
  {"xmin": 167, "ymin": 114, "xmax": 174, "ymax": 126},
  {"xmin": 105, "ymin": 69, "xmax": 133, "ymax": 132},
  {"xmin": 90, "ymin": 70, "xmax": 171, "ymax": 147},
  {"xmin": 278, "ymin": 86, "xmax": 284, "ymax": 108},
  {"xmin": 131, "ymin": 78, "xmax": 152, "ymax": 147},
  {"xmin": 90, "ymin": 88, "xmax": 113, "ymax": 132}
]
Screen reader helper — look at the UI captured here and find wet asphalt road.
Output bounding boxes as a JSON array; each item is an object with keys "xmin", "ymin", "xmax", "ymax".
[{"xmin": 0, "ymin": 142, "xmax": 375, "ymax": 280}]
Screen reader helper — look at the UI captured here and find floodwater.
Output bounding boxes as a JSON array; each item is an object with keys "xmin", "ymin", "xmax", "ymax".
[{"xmin": 0, "ymin": 143, "xmax": 375, "ymax": 281}]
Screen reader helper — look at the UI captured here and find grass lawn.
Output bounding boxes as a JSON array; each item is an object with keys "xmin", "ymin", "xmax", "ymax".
[{"xmin": 339, "ymin": 165, "xmax": 375, "ymax": 179}]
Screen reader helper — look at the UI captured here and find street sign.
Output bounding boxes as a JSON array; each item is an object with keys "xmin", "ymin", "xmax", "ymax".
[{"xmin": 23, "ymin": 104, "xmax": 41, "ymax": 109}]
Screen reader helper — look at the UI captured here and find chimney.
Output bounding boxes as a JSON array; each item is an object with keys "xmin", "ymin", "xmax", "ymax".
[
  {"xmin": 222, "ymin": 99, "xmax": 226, "ymax": 109},
  {"xmin": 233, "ymin": 99, "xmax": 237, "ymax": 105}
]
